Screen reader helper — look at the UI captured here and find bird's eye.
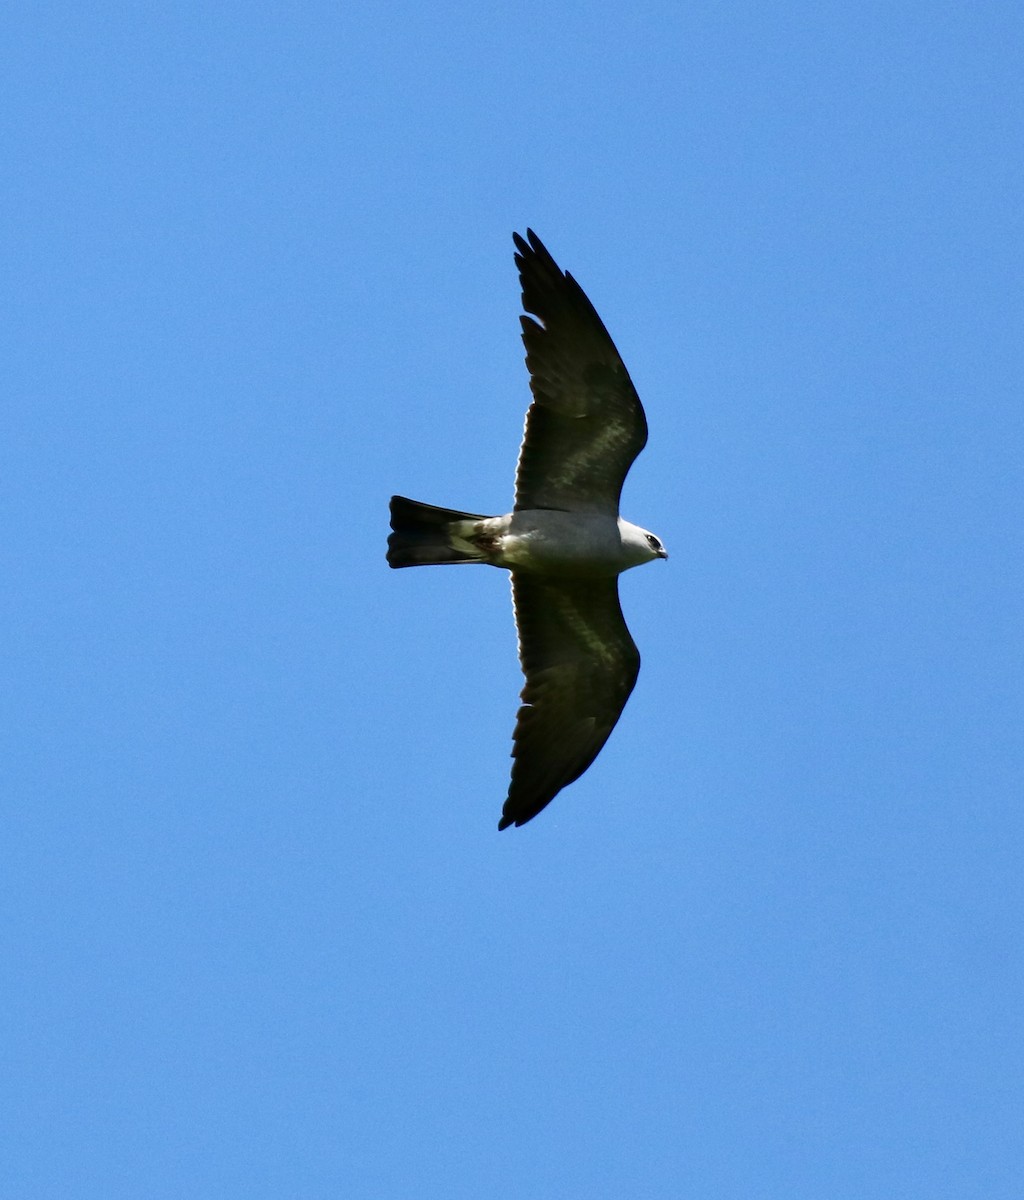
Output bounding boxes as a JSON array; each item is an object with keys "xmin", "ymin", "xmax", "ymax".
[{"xmin": 646, "ymin": 535, "xmax": 661, "ymax": 550}]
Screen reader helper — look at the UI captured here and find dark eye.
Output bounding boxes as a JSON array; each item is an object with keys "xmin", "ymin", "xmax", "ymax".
[{"xmin": 646, "ymin": 535, "xmax": 661, "ymax": 550}]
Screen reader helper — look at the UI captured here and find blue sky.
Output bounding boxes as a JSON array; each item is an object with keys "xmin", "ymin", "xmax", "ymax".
[{"xmin": 3, "ymin": 2, "xmax": 1022, "ymax": 1196}]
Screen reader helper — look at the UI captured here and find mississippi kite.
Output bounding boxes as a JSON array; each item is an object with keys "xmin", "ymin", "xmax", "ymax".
[{"xmin": 388, "ymin": 230, "xmax": 667, "ymax": 829}]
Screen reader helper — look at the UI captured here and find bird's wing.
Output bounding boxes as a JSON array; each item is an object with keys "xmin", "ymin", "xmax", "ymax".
[
  {"xmin": 512, "ymin": 229, "xmax": 648, "ymax": 516},
  {"xmin": 500, "ymin": 573, "xmax": 641, "ymax": 829}
]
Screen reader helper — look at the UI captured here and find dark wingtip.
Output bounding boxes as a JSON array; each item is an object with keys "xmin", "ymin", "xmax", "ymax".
[
  {"xmin": 498, "ymin": 802, "xmax": 543, "ymax": 831},
  {"xmin": 513, "ymin": 228, "xmax": 556, "ymax": 268}
]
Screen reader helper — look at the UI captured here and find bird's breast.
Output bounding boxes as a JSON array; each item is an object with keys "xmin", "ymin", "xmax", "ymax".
[{"xmin": 493, "ymin": 510, "xmax": 625, "ymax": 577}]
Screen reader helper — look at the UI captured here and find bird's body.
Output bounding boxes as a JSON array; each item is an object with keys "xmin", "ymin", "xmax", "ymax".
[
  {"xmin": 388, "ymin": 230, "xmax": 666, "ymax": 829},
  {"xmin": 389, "ymin": 502, "xmax": 659, "ymax": 577}
]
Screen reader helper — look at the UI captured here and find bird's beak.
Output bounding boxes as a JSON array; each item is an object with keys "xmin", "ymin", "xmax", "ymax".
[{"xmin": 657, "ymin": 548, "xmax": 669, "ymax": 560}]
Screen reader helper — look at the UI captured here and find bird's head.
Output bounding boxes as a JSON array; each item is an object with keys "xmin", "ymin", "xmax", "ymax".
[{"xmin": 618, "ymin": 519, "xmax": 669, "ymax": 568}]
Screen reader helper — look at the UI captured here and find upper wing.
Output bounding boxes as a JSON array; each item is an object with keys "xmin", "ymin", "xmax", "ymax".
[
  {"xmin": 513, "ymin": 229, "xmax": 648, "ymax": 516},
  {"xmin": 499, "ymin": 573, "xmax": 641, "ymax": 829}
]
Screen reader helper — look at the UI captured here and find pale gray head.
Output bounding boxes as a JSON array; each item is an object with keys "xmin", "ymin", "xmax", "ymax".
[{"xmin": 618, "ymin": 519, "xmax": 669, "ymax": 569}]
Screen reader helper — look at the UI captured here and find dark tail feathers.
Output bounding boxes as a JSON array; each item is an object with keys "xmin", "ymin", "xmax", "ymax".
[{"xmin": 387, "ymin": 496, "xmax": 492, "ymax": 568}]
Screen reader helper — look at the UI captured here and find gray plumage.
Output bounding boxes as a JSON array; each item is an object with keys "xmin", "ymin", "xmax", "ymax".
[{"xmin": 388, "ymin": 230, "xmax": 666, "ymax": 829}]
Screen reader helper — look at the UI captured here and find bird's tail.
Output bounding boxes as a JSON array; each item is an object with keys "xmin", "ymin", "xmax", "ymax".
[{"xmin": 387, "ymin": 496, "xmax": 493, "ymax": 568}]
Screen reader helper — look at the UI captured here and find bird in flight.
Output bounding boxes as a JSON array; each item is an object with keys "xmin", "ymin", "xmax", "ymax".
[{"xmin": 388, "ymin": 230, "xmax": 667, "ymax": 829}]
